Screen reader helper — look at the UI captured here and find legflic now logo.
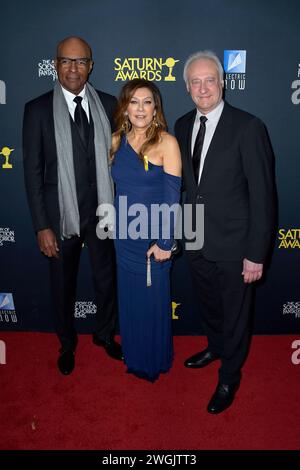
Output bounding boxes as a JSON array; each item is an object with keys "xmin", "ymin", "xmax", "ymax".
[
  {"xmin": 224, "ymin": 50, "xmax": 246, "ymax": 73},
  {"xmin": 0, "ymin": 293, "xmax": 17, "ymax": 323},
  {"xmin": 224, "ymin": 50, "xmax": 246, "ymax": 91}
]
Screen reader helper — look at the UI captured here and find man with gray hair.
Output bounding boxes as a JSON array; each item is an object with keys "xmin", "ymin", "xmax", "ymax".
[
  {"xmin": 175, "ymin": 50, "xmax": 276, "ymax": 413},
  {"xmin": 23, "ymin": 37, "xmax": 123, "ymax": 375}
]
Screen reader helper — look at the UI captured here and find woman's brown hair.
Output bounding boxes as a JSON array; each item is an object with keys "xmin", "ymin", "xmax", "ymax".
[{"xmin": 110, "ymin": 78, "xmax": 167, "ymax": 161}]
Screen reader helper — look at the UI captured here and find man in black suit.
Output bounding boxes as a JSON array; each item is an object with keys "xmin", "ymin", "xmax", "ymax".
[
  {"xmin": 175, "ymin": 51, "xmax": 275, "ymax": 413},
  {"xmin": 23, "ymin": 36, "xmax": 123, "ymax": 375}
]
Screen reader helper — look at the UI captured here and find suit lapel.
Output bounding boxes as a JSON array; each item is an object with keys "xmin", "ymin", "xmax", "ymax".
[
  {"xmin": 87, "ymin": 113, "xmax": 94, "ymax": 153},
  {"xmin": 182, "ymin": 109, "xmax": 197, "ymax": 189},
  {"xmin": 187, "ymin": 110, "xmax": 196, "ymax": 160},
  {"xmin": 198, "ymin": 103, "xmax": 232, "ymax": 191}
]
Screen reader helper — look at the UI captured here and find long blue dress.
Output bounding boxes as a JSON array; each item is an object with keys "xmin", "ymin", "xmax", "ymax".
[{"xmin": 111, "ymin": 137, "xmax": 181, "ymax": 381}]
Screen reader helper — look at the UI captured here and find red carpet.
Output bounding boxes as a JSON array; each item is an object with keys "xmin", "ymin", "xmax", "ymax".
[{"xmin": 0, "ymin": 333, "xmax": 299, "ymax": 450}]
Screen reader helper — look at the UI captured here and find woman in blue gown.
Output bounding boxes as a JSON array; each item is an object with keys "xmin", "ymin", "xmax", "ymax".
[{"xmin": 110, "ymin": 79, "xmax": 181, "ymax": 381}]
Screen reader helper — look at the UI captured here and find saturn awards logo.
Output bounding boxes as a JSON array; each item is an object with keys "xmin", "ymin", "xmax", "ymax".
[
  {"xmin": 114, "ymin": 57, "xmax": 179, "ymax": 82},
  {"xmin": 291, "ymin": 63, "xmax": 300, "ymax": 105},
  {"xmin": 278, "ymin": 228, "xmax": 300, "ymax": 249},
  {"xmin": 0, "ymin": 146, "xmax": 14, "ymax": 170},
  {"xmin": 38, "ymin": 59, "xmax": 57, "ymax": 81},
  {"xmin": 224, "ymin": 50, "xmax": 246, "ymax": 91},
  {"xmin": 172, "ymin": 301, "xmax": 181, "ymax": 320}
]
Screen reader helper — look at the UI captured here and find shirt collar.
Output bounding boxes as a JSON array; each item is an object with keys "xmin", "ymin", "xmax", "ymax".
[
  {"xmin": 196, "ymin": 99, "xmax": 224, "ymax": 123},
  {"xmin": 60, "ymin": 84, "xmax": 87, "ymax": 106}
]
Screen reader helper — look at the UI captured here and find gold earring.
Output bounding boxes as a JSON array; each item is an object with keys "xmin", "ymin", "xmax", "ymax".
[
  {"xmin": 152, "ymin": 114, "xmax": 159, "ymax": 128},
  {"xmin": 121, "ymin": 114, "xmax": 131, "ymax": 133}
]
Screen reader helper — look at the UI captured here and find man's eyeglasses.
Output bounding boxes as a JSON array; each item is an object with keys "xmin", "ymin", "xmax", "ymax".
[{"xmin": 57, "ymin": 57, "xmax": 92, "ymax": 67}]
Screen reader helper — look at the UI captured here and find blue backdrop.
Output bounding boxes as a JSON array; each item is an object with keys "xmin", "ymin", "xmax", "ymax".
[{"xmin": 1, "ymin": 0, "xmax": 300, "ymax": 335}]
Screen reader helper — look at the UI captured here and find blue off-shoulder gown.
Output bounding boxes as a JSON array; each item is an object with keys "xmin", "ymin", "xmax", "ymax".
[{"xmin": 111, "ymin": 137, "xmax": 180, "ymax": 381}]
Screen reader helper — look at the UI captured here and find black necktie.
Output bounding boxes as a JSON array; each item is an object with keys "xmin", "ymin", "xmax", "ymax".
[
  {"xmin": 74, "ymin": 96, "xmax": 89, "ymax": 147},
  {"xmin": 192, "ymin": 115, "xmax": 207, "ymax": 184}
]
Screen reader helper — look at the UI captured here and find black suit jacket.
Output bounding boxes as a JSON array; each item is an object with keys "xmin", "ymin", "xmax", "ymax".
[
  {"xmin": 175, "ymin": 102, "xmax": 276, "ymax": 263},
  {"xmin": 23, "ymin": 87, "xmax": 117, "ymax": 235}
]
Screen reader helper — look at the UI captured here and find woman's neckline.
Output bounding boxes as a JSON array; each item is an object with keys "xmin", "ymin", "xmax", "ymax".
[{"xmin": 125, "ymin": 138, "xmax": 163, "ymax": 168}]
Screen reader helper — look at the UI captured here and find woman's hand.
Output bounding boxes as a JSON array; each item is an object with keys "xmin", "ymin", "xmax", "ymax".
[{"xmin": 146, "ymin": 244, "xmax": 171, "ymax": 262}]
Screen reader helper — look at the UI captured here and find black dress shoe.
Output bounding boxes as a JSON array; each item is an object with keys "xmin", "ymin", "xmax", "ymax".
[
  {"xmin": 57, "ymin": 349, "xmax": 75, "ymax": 375},
  {"xmin": 92, "ymin": 334, "xmax": 124, "ymax": 361},
  {"xmin": 184, "ymin": 348, "xmax": 220, "ymax": 368},
  {"xmin": 207, "ymin": 382, "xmax": 239, "ymax": 414}
]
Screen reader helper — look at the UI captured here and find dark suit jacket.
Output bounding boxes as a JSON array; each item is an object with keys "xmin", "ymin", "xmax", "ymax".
[
  {"xmin": 175, "ymin": 102, "xmax": 276, "ymax": 263},
  {"xmin": 23, "ymin": 87, "xmax": 117, "ymax": 235}
]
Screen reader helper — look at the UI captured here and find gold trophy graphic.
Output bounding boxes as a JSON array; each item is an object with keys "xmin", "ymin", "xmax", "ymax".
[
  {"xmin": 0, "ymin": 146, "xmax": 14, "ymax": 169},
  {"xmin": 163, "ymin": 57, "xmax": 179, "ymax": 81},
  {"xmin": 172, "ymin": 301, "xmax": 181, "ymax": 320}
]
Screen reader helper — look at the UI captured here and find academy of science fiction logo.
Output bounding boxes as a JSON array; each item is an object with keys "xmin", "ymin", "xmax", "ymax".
[
  {"xmin": 278, "ymin": 228, "xmax": 300, "ymax": 249},
  {"xmin": 0, "ymin": 228, "xmax": 15, "ymax": 247},
  {"xmin": 114, "ymin": 57, "xmax": 179, "ymax": 81},
  {"xmin": 223, "ymin": 50, "xmax": 246, "ymax": 91},
  {"xmin": 74, "ymin": 301, "xmax": 97, "ymax": 319},
  {"xmin": 283, "ymin": 302, "xmax": 300, "ymax": 319},
  {"xmin": 38, "ymin": 59, "xmax": 57, "ymax": 81}
]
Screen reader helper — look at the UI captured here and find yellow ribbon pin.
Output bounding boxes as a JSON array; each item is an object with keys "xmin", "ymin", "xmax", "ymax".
[{"xmin": 143, "ymin": 155, "xmax": 149, "ymax": 172}]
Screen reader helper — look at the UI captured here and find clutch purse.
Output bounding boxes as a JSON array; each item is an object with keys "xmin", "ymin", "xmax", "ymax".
[
  {"xmin": 170, "ymin": 240, "xmax": 181, "ymax": 257},
  {"xmin": 146, "ymin": 240, "xmax": 181, "ymax": 287}
]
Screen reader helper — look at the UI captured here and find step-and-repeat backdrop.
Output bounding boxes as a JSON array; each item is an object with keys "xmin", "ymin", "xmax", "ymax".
[{"xmin": 1, "ymin": 0, "xmax": 299, "ymax": 335}]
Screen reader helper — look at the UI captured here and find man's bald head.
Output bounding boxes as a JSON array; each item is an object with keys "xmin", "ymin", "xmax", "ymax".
[{"xmin": 56, "ymin": 36, "xmax": 92, "ymax": 59}]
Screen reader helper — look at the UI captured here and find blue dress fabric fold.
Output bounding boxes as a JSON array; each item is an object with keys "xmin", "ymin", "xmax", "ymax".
[{"xmin": 111, "ymin": 137, "xmax": 181, "ymax": 381}]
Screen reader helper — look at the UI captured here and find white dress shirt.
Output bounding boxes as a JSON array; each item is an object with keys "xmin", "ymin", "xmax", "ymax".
[
  {"xmin": 61, "ymin": 85, "xmax": 90, "ymax": 122},
  {"xmin": 191, "ymin": 100, "xmax": 224, "ymax": 184}
]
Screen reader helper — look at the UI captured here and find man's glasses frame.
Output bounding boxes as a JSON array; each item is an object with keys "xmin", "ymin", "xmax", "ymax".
[{"xmin": 57, "ymin": 57, "xmax": 92, "ymax": 67}]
